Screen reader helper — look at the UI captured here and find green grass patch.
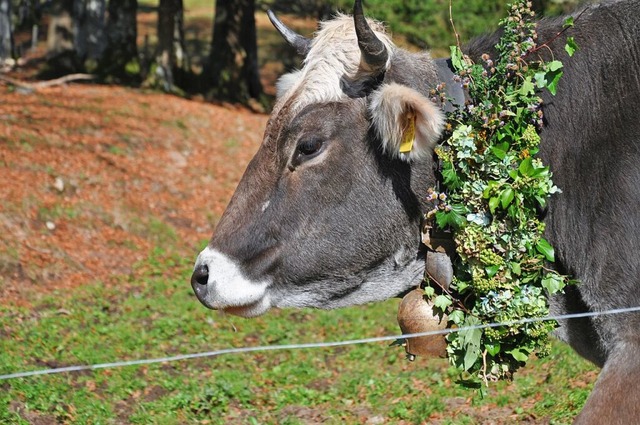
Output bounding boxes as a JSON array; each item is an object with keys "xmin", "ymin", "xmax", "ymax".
[
  {"xmin": 37, "ymin": 204, "xmax": 81, "ymax": 222},
  {"xmin": 0, "ymin": 249, "xmax": 596, "ymax": 424}
]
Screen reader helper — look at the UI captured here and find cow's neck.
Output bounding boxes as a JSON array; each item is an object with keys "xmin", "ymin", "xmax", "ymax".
[{"xmin": 434, "ymin": 58, "xmax": 466, "ymax": 112}]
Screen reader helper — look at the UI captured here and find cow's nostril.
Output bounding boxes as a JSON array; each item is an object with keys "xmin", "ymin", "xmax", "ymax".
[{"xmin": 191, "ymin": 264, "xmax": 209, "ymax": 286}]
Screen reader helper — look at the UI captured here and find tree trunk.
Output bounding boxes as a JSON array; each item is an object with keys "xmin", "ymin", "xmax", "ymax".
[
  {"xmin": 45, "ymin": 0, "xmax": 81, "ymax": 75},
  {"xmin": 207, "ymin": 0, "xmax": 263, "ymax": 104},
  {"xmin": 73, "ymin": 0, "xmax": 106, "ymax": 63},
  {"xmin": 99, "ymin": 0, "xmax": 138, "ymax": 81},
  {"xmin": 0, "ymin": 0, "xmax": 14, "ymax": 63},
  {"xmin": 156, "ymin": 0, "xmax": 188, "ymax": 91},
  {"xmin": 17, "ymin": 0, "xmax": 39, "ymax": 29}
]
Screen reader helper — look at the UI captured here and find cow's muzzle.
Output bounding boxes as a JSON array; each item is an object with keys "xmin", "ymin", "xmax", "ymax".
[
  {"xmin": 190, "ymin": 247, "xmax": 272, "ymax": 317},
  {"xmin": 190, "ymin": 263, "xmax": 210, "ymax": 307}
]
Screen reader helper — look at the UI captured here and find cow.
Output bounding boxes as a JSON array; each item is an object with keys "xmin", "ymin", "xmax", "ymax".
[{"xmin": 190, "ymin": 1, "xmax": 640, "ymax": 422}]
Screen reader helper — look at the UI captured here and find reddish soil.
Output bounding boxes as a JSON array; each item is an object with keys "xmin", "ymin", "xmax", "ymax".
[{"xmin": 0, "ymin": 83, "xmax": 268, "ymax": 306}]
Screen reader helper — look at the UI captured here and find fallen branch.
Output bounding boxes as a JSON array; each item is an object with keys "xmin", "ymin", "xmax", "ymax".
[{"xmin": 0, "ymin": 73, "xmax": 95, "ymax": 91}]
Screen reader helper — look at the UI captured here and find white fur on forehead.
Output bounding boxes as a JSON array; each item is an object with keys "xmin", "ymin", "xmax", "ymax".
[
  {"xmin": 275, "ymin": 14, "xmax": 395, "ymax": 107},
  {"xmin": 369, "ymin": 83, "xmax": 445, "ymax": 162},
  {"xmin": 275, "ymin": 70, "xmax": 302, "ymax": 99}
]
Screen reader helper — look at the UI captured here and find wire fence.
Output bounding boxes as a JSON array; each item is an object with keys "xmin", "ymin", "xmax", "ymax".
[{"xmin": 2, "ymin": 305, "xmax": 640, "ymax": 381}]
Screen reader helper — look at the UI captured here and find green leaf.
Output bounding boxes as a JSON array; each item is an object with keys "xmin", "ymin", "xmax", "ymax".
[
  {"xmin": 463, "ymin": 317, "xmax": 482, "ymax": 346},
  {"xmin": 565, "ymin": 36, "xmax": 578, "ymax": 57},
  {"xmin": 461, "ymin": 343, "xmax": 480, "ymax": 371},
  {"xmin": 485, "ymin": 264, "xmax": 500, "ymax": 278},
  {"xmin": 441, "ymin": 161, "xmax": 463, "ymax": 190},
  {"xmin": 545, "ymin": 61, "xmax": 564, "ymax": 96},
  {"xmin": 448, "ymin": 309, "xmax": 465, "ymax": 325},
  {"xmin": 491, "ymin": 145, "xmax": 507, "ymax": 160},
  {"xmin": 488, "ymin": 196, "xmax": 500, "ymax": 214},
  {"xmin": 510, "ymin": 262, "xmax": 522, "ymax": 276},
  {"xmin": 450, "ymin": 45, "xmax": 465, "ymax": 71},
  {"xmin": 563, "ymin": 16, "xmax": 575, "ymax": 28},
  {"xmin": 535, "ymin": 195, "xmax": 547, "ymax": 208},
  {"xmin": 536, "ymin": 238, "xmax": 555, "ymax": 262},
  {"xmin": 547, "ymin": 72, "xmax": 563, "ymax": 95},
  {"xmin": 508, "ymin": 348, "xmax": 529, "ymax": 362},
  {"xmin": 423, "ymin": 286, "xmax": 435, "ymax": 298},
  {"xmin": 518, "ymin": 157, "xmax": 534, "ymax": 177},
  {"xmin": 542, "ymin": 273, "xmax": 564, "ymax": 294},
  {"xmin": 435, "ymin": 204, "xmax": 467, "ymax": 229},
  {"xmin": 534, "ymin": 71, "xmax": 547, "ymax": 89},
  {"xmin": 530, "ymin": 165, "xmax": 550, "ymax": 178},
  {"xmin": 463, "ymin": 346, "xmax": 481, "ymax": 371},
  {"xmin": 461, "ymin": 320, "xmax": 482, "ymax": 371},
  {"xmin": 547, "ymin": 60, "xmax": 564, "ymax": 72},
  {"xmin": 434, "ymin": 294, "xmax": 453, "ymax": 310},
  {"xmin": 485, "ymin": 342, "xmax": 501, "ymax": 356},
  {"xmin": 518, "ymin": 78, "xmax": 535, "ymax": 96},
  {"xmin": 500, "ymin": 187, "xmax": 515, "ymax": 209}
]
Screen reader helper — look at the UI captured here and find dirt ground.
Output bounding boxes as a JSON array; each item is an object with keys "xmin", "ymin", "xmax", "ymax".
[{"xmin": 0, "ymin": 82, "xmax": 268, "ymax": 306}]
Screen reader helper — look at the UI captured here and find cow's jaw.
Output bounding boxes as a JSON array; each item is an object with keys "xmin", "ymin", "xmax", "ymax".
[
  {"xmin": 191, "ymin": 247, "xmax": 272, "ymax": 317},
  {"xmin": 273, "ymin": 254, "xmax": 426, "ymax": 310}
]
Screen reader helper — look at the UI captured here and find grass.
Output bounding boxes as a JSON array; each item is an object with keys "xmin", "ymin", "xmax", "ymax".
[{"xmin": 0, "ymin": 246, "xmax": 597, "ymax": 424}]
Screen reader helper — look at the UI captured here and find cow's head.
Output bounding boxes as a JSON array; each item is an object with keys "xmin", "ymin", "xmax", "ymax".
[{"xmin": 191, "ymin": 0, "xmax": 453, "ymax": 317}]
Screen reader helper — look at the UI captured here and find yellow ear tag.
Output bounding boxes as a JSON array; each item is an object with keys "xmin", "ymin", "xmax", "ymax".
[{"xmin": 399, "ymin": 114, "xmax": 416, "ymax": 154}]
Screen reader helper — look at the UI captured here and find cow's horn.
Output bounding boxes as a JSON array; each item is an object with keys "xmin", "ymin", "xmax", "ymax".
[
  {"xmin": 267, "ymin": 10, "xmax": 312, "ymax": 56},
  {"xmin": 353, "ymin": 0, "xmax": 388, "ymax": 73}
]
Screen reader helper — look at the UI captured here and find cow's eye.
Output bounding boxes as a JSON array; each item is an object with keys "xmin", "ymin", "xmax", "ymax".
[{"xmin": 296, "ymin": 138, "xmax": 324, "ymax": 158}]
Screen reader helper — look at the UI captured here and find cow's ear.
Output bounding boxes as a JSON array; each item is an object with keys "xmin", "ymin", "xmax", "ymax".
[{"xmin": 368, "ymin": 83, "xmax": 444, "ymax": 162}]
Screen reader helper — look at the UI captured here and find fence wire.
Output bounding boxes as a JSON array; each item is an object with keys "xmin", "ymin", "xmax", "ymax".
[{"xmin": 2, "ymin": 305, "xmax": 640, "ymax": 381}]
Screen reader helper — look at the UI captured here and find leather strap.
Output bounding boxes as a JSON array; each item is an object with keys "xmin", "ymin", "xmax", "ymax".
[{"xmin": 434, "ymin": 57, "xmax": 466, "ymax": 112}]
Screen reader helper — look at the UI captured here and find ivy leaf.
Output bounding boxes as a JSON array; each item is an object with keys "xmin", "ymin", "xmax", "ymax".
[
  {"xmin": 548, "ymin": 60, "xmax": 564, "ymax": 72},
  {"xmin": 435, "ymin": 204, "xmax": 467, "ymax": 229},
  {"xmin": 534, "ymin": 71, "xmax": 547, "ymax": 89},
  {"xmin": 448, "ymin": 309, "xmax": 465, "ymax": 325},
  {"xmin": 563, "ymin": 16, "xmax": 575, "ymax": 28},
  {"xmin": 441, "ymin": 161, "xmax": 463, "ymax": 190},
  {"xmin": 450, "ymin": 45, "xmax": 465, "ymax": 71},
  {"xmin": 434, "ymin": 294, "xmax": 453, "ymax": 310},
  {"xmin": 485, "ymin": 264, "xmax": 500, "ymax": 278},
  {"xmin": 565, "ymin": 36, "xmax": 578, "ymax": 57},
  {"xmin": 423, "ymin": 286, "xmax": 435, "ymax": 298},
  {"xmin": 518, "ymin": 78, "xmax": 535, "ymax": 96},
  {"xmin": 486, "ymin": 342, "xmax": 501, "ymax": 356},
  {"xmin": 536, "ymin": 238, "xmax": 555, "ymax": 262},
  {"xmin": 542, "ymin": 273, "xmax": 564, "ymax": 294},
  {"xmin": 500, "ymin": 187, "xmax": 515, "ymax": 209},
  {"xmin": 518, "ymin": 157, "xmax": 534, "ymax": 177},
  {"xmin": 530, "ymin": 165, "xmax": 550, "ymax": 178},
  {"xmin": 489, "ymin": 197, "xmax": 500, "ymax": 214},
  {"xmin": 464, "ymin": 346, "xmax": 481, "ymax": 371},
  {"xmin": 491, "ymin": 145, "xmax": 507, "ymax": 160},
  {"xmin": 461, "ymin": 318, "xmax": 483, "ymax": 371},
  {"xmin": 545, "ymin": 61, "xmax": 564, "ymax": 96},
  {"xmin": 508, "ymin": 169, "xmax": 519, "ymax": 180},
  {"xmin": 508, "ymin": 348, "xmax": 529, "ymax": 362}
]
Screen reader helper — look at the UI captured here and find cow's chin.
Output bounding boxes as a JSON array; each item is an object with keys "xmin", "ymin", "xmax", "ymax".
[
  {"xmin": 221, "ymin": 299, "xmax": 272, "ymax": 318},
  {"xmin": 195, "ymin": 292, "xmax": 272, "ymax": 317}
]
